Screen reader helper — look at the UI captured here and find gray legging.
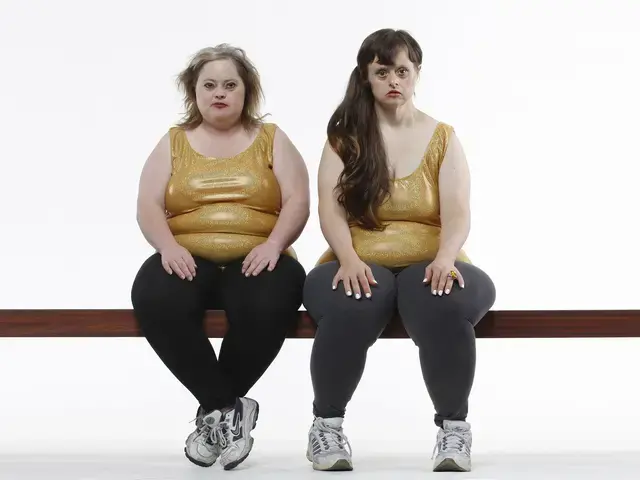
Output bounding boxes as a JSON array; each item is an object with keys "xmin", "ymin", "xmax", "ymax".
[{"xmin": 303, "ymin": 260, "xmax": 496, "ymax": 427}]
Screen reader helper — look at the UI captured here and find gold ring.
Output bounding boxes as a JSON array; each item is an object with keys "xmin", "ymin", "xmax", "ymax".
[{"xmin": 448, "ymin": 270, "xmax": 457, "ymax": 279}]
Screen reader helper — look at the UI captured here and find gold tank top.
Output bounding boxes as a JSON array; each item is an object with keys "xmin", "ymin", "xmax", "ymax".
[
  {"xmin": 164, "ymin": 123, "xmax": 296, "ymax": 264},
  {"xmin": 317, "ymin": 122, "xmax": 471, "ymax": 268}
]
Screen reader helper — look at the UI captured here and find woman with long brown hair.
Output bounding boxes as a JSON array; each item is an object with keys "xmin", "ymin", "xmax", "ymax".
[{"xmin": 303, "ymin": 29, "xmax": 496, "ymax": 473}]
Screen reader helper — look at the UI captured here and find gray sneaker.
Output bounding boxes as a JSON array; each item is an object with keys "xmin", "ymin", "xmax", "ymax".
[
  {"xmin": 184, "ymin": 407, "xmax": 222, "ymax": 467},
  {"xmin": 216, "ymin": 397, "xmax": 260, "ymax": 470},
  {"xmin": 307, "ymin": 417, "xmax": 353, "ymax": 471},
  {"xmin": 432, "ymin": 420, "xmax": 472, "ymax": 472}
]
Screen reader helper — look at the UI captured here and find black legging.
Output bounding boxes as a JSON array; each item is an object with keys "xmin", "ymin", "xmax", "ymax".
[
  {"xmin": 303, "ymin": 260, "xmax": 496, "ymax": 427},
  {"xmin": 131, "ymin": 253, "xmax": 306, "ymax": 412}
]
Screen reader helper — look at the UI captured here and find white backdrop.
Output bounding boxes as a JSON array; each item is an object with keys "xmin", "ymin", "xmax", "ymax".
[{"xmin": 1, "ymin": 0, "xmax": 639, "ymax": 459}]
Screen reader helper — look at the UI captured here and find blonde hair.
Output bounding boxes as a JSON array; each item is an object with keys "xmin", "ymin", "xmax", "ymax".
[{"xmin": 175, "ymin": 44, "xmax": 266, "ymax": 130}]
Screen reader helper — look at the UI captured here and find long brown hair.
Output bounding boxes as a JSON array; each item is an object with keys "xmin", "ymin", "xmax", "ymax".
[
  {"xmin": 175, "ymin": 44, "xmax": 266, "ymax": 130},
  {"xmin": 328, "ymin": 29, "xmax": 423, "ymax": 230}
]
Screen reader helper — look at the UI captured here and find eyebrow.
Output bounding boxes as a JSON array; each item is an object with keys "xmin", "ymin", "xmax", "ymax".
[{"xmin": 202, "ymin": 78, "xmax": 238, "ymax": 82}]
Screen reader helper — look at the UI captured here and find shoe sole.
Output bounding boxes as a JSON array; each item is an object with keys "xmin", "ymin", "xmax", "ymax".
[
  {"xmin": 433, "ymin": 458, "xmax": 470, "ymax": 472},
  {"xmin": 184, "ymin": 448, "xmax": 216, "ymax": 468},
  {"xmin": 312, "ymin": 459, "xmax": 353, "ymax": 471},
  {"xmin": 222, "ymin": 401, "xmax": 260, "ymax": 471}
]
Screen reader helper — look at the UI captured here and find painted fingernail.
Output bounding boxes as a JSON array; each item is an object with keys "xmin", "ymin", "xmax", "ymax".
[
  {"xmin": 439, "ymin": 290, "xmax": 443, "ymax": 296},
  {"xmin": 346, "ymin": 291, "xmax": 352, "ymax": 296},
  {"xmin": 332, "ymin": 285, "xmax": 337, "ymax": 290},
  {"xmin": 432, "ymin": 290, "xmax": 437, "ymax": 295},
  {"xmin": 365, "ymin": 293, "xmax": 371, "ymax": 298},
  {"xmin": 445, "ymin": 289, "xmax": 450, "ymax": 294},
  {"xmin": 423, "ymin": 278, "xmax": 427, "ymax": 283},
  {"xmin": 355, "ymin": 293, "xmax": 361, "ymax": 299}
]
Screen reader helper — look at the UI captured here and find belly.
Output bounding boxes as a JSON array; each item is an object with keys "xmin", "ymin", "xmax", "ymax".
[
  {"xmin": 317, "ymin": 221, "xmax": 470, "ymax": 268},
  {"xmin": 168, "ymin": 204, "xmax": 295, "ymax": 263}
]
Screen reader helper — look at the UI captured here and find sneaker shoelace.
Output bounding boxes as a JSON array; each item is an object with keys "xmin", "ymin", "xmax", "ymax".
[
  {"xmin": 432, "ymin": 430, "xmax": 469, "ymax": 459},
  {"xmin": 314, "ymin": 419, "xmax": 352, "ymax": 456}
]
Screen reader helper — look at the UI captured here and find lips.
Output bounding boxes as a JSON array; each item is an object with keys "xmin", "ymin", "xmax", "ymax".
[
  {"xmin": 212, "ymin": 102, "xmax": 228, "ymax": 108},
  {"xmin": 386, "ymin": 90, "xmax": 401, "ymax": 97}
]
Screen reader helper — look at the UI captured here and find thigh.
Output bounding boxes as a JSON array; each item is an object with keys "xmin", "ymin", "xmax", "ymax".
[
  {"xmin": 219, "ymin": 254, "xmax": 307, "ymax": 327},
  {"xmin": 303, "ymin": 261, "xmax": 397, "ymax": 329},
  {"xmin": 396, "ymin": 260, "xmax": 496, "ymax": 328},
  {"xmin": 131, "ymin": 252, "xmax": 220, "ymax": 311}
]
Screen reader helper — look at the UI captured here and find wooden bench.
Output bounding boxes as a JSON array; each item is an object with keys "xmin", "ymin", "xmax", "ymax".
[{"xmin": 1, "ymin": 310, "xmax": 640, "ymax": 338}]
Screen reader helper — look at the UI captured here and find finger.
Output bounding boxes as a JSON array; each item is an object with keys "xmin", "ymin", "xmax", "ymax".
[
  {"xmin": 267, "ymin": 257, "xmax": 278, "ymax": 272},
  {"xmin": 430, "ymin": 270, "xmax": 441, "ymax": 295},
  {"xmin": 350, "ymin": 275, "xmax": 362, "ymax": 299},
  {"xmin": 343, "ymin": 276, "xmax": 353, "ymax": 297},
  {"xmin": 170, "ymin": 260, "xmax": 187, "ymax": 280},
  {"xmin": 241, "ymin": 253, "xmax": 255, "ymax": 273},
  {"xmin": 423, "ymin": 265, "xmax": 432, "ymax": 285},
  {"xmin": 444, "ymin": 276, "xmax": 454, "ymax": 295},
  {"xmin": 162, "ymin": 259, "xmax": 173, "ymax": 275},
  {"xmin": 178, "ymin": 259, "xmax": 193, "ymax": 281},
  {"xmin": 456, "ymin": 269, "xmax": 465, "ymax": 289},
  {"xmin": 184, "ymin": 256, "xmax": 197, "ymax": 277},
  {"xmin": 332, "ymin": 272, "xmax": 341, "ymax": 290},
  {"xmin": 357, "ymin": 272, "xmax": 372, "ymax": 299},
  {"xmin": 244, "ymin": 258, "xmax": 261, "ymax": 277},
  {"xmin": 365, "ymin": 267, "xmax": 377, "ymax": 287},
  {"xmin": 437, "ymin": 270, "xmax": 449, "ymax": 296},
  {"xmin": 252, "ymin": 258, "xmax": 270, "ymax": 276}
]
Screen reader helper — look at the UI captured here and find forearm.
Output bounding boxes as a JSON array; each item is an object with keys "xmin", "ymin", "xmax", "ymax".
[
  {"xmin": 267, "ymin": 197, "xmax": 310, "ymax": 252},
  {"xmin": 319, "ymin": 205, "xmax": 359, "ymax": 264},
  {"xmin": 136, "ymin": 203, "xmax": 178, "ymax": 252},
  {"xmin": 437, "ymin": 214, "xmax": 470, "ymax": 261}
]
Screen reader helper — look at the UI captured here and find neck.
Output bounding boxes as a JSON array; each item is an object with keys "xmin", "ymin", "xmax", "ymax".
[
  {"xmin": 374, "ymin": 101, "xmax": 418, "ymax": 127},
  {"xmin": 200, "ymin": 118, "xmax": 243, "ymax": 135}
]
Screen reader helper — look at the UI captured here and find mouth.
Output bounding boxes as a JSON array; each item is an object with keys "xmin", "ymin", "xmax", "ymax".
[
  {"xmin": 386, "ymin": 90, "xmax": 401, "ymax": 97},
  {"xmin": 212, "ymin": 102, "xmax": 228, "ymax": 109}
]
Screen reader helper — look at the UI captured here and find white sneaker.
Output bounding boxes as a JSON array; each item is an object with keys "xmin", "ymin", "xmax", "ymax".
[
  {"xmin": 432, "ymin": 420, "xmax": 472, "ymax": 472},
  {"xmin": 307, "ymin": 417, "xmax": 353, "ymax": 471},
  {"xmin": 216, "ymin": 397, "xmax": 260, "ymax": 470},
  {"xmin": 184, "ymin": 407, "xmax": 222, "ymax": 467}
]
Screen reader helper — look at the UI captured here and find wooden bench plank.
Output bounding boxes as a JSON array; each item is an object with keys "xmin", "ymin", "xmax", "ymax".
[{"xmin": 0, "ymin": 309, "xmax": 640, "ymax": 338}]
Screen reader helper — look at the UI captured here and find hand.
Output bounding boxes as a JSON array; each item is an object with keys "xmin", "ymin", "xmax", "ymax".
[
  {"xmin": 332, "ymin": 258, "xmax": 377, "ymax": 299},
  {"xmin": 160, "ymin": 243, "xmax": 197, "ymax": 281},
  {"xmin": 242, "ymin": 240, "xmax": 282, "ymax": 277},
  {"xmin": 423, "ymin": 256, "xmax": 465, "ymax": 296}
]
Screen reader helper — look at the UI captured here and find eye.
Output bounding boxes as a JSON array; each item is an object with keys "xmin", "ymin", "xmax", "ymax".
[
  {"xmin": 225, "ymin": 82, "xmax": 237, "ymax": 90},
  {"xmin": 398, "ymin": 68, "xmax": 409, "ymax": 76},
  {"xmin": 204, "ymin": 82, "xmax": 214, "ymax": 89},
  {"xmin": 376, "ymin": 69, "xmax": 388, "ymax": 78}
]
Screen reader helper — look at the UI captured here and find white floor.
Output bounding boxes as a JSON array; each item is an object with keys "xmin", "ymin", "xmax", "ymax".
[
  {"xmin": 1, "ymin": 450, "xmax": 639, "ymax": 479},
  {"xmin": 3, "ymin": 338, "xmax": 640, "ymax": 479}
]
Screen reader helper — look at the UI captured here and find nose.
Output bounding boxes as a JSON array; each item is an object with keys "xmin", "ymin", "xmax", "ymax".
[
  {"xmin": 213, "ymin": 89, "xmax": 226, "ymax": 99},
  {"xmin": 388, "ymin": 75, "xmax": 399, "ymax": 87}
]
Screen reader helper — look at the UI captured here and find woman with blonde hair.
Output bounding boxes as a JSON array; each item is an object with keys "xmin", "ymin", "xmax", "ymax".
[{"xmin": 131, "ymin": 44, "xmax": 309, "ymax": 470}]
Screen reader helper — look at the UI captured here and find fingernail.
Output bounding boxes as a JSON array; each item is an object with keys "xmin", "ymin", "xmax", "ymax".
[
  {"xmin": 355, "ymin": 293, "xmax": 361, "ymax": 300},
  {"xmin": 445, "ymin": 289, "xmax": 450, "ymax": 294},
  {"xmin": 346, "ymin": 291, "xmax": 352, "ymax": 296},
  {"xmin": 432, "ymin": 290, "xmax": 437, "ymax": 295},
  {"xmin": 462, "ymin": 284, "xmax": 465, "ymax": 288},
  {"xmin": 365, "ymin": 292, "xmax": 371, "ymax": 298},
  {"xmin": 332, "ymin": 285, "xmax": 337, "ymax": 290},
  {"xmin": 438, "ymin": 290, "xmax": 443, "ymax": 296},
  {"xmin": 423, "ymin": 278, "xmax": 427, "ymax": 283}
]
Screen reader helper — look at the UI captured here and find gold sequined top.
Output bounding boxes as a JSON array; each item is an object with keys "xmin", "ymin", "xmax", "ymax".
[
  {"xmin": 164, "ymin": 123, "xmax": 296, "ymax": 264},
  {"xmin": 317, "ymin": 122, "xmax": 471, "ymax": 268}
]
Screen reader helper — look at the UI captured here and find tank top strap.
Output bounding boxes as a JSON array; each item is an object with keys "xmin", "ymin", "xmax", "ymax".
[
  {"xmin": 168, "ymin": 126, "xmax": 191, "ymax": 173},
  {"xmin": 422, "ymin": 122, "xmax": 455, "ymax": 186},
  {"xmin": 257, "ymin": 122, "xmax": 277, "ymax": 169}
]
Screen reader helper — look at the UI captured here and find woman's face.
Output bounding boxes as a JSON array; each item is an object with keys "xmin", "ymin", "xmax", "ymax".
[
  {"xmin": 195, "ymin": 59, "xmax": 245, "ymax": 126},
  {"xmin": 366, "ymin": 49, "xmax": 419, "ymax": 107}
]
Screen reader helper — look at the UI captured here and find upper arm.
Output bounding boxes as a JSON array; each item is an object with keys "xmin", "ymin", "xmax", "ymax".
[
  {"xmin": 317, "ymin": 140, "xmax": 344, "ymax": 206},
  {"xmin": 438, "ymin": 130, "xmax": 471, "ymax": 218},
  {"xmin": 272, "ymin": 126, "xmax": 310, "ymax": 207},
  {"xmin": 137, "ymin": 132, "xmax": 172, "ymax": 211}
]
